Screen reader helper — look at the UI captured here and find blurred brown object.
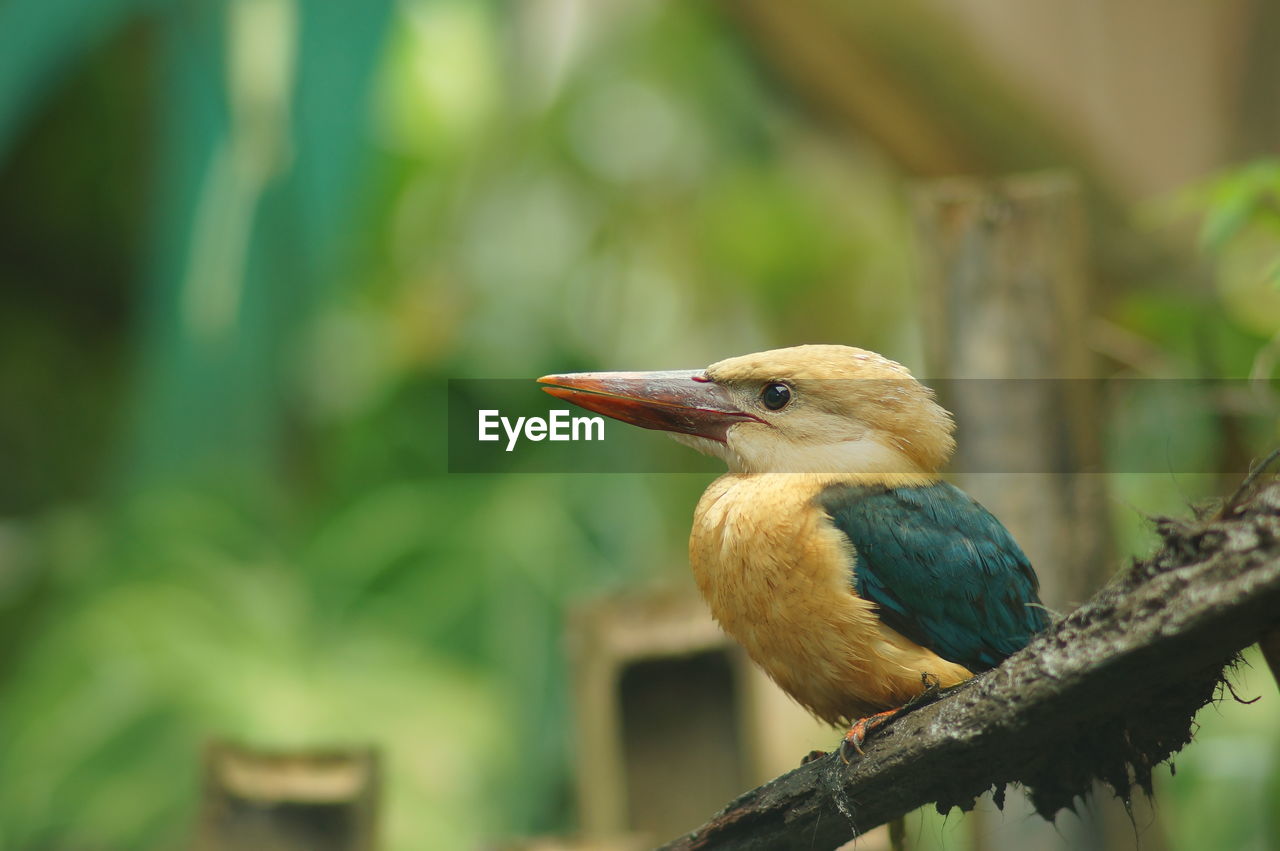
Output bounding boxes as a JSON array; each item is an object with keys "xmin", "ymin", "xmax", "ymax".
[
  {"xmin": 564, "ymin": 583, "xmax": 888, "ymax": 850},
  {"xmin": 566, "ymin": 585, "xmax": 747, "ymax": 846},
  {"xmin": 194, "ymin": 741, "xmax": 378, "ymax": 851}
]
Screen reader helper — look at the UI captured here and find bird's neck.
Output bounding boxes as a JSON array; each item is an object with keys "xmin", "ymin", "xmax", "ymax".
[
  {"xmin": 714, "ymin": 471, "xmax": 942, "ymax": 493},
  {"xmin": 726, "ymin": 433, "xmax": 942, "ymax": 477}
]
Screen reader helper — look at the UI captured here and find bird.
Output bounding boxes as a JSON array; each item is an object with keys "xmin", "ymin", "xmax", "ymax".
[{"xmin": 539, "ymin": 344, "xmax": 1050, "ymax": 758}]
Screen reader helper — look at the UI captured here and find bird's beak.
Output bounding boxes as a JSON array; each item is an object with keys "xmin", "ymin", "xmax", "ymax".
[{"xmin": 537, "ymin": 369, "xmax": 758, "ymax": 442}]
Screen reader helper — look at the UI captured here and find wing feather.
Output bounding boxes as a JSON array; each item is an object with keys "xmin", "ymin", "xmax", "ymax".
[{"xmin": 818, "ymin": 481, "xmax": 1050, "ymax": 672}]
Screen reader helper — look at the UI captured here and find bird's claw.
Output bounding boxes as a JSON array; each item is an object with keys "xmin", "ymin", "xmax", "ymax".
[
  {"xmin": 838, "ymin": 708, "xmax": 900, "ymax": 764},
  {"xmin": 838, "ymin": 727, "xmax": 867, "ymax": 764}
]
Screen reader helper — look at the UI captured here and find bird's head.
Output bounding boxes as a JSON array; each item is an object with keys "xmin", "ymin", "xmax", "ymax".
[{"xmin": 538, "ymin": 344, "xmax": 955, "ymax": 474}]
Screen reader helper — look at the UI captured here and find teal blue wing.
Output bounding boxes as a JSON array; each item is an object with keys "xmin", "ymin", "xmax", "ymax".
[{"xmin": 817, "ymin": 481, "xmax": 1050, "ymax": 672}]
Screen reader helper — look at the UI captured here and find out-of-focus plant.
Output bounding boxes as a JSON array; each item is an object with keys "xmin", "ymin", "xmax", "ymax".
[
  {"xmin": 0, "ymin": 0, "xmax": 926, "ymax": 847},
  {"xmin": 1180, "ymin": 158, "xmax": 1280, "ymax": 379},
  {"xmin": 1, "ymin": 485, "xmax": 508, "ymax": 850},
  {"xmin": 1195, "ymin": 158, "xmax": 1280, "ymax": 284}
]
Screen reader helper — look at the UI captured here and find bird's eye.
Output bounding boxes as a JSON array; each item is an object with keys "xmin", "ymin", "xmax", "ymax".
[{"xmin": 761, "ymin": 382, "xmax": 791, "ymax": 410}]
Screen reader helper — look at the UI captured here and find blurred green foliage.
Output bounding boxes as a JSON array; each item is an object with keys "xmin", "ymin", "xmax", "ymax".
[
  {"xmin": 1192, "ymin": 159, "xmax": 1280, "ymax": 275},
  {"xmin": 0, "ymin": 1, "xmax": 1277, "ymax": 849}
]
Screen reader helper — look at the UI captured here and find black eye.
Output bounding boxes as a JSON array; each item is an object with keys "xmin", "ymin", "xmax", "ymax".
[{"xmin": 761, "ymin": 382, "xmax": 791, "ymax": 410}]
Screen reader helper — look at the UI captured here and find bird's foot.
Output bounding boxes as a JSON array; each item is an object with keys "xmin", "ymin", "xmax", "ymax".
[
  {"xmin": 838, "ymin": 708, "xmax": 901, "ymax": 764},
  {"xmin": 799, "ymin": 749, "xmax": 828, "ymax": 766}
]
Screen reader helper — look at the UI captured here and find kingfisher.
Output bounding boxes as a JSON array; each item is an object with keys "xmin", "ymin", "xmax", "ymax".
[{"xmin": 539, "ymin": 345, "xmax": 1050, "ymax": 758}]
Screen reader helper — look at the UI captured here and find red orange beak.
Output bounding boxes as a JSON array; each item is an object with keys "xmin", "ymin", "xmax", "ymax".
[{"xmin": 537, "ymin": 370, "xmax": 759, "ymax": 443}]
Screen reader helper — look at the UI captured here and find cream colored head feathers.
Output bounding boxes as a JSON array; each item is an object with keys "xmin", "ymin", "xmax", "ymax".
[{"xmin": 677, "ymin": 344, "xmax": 955, "ymax": 475}]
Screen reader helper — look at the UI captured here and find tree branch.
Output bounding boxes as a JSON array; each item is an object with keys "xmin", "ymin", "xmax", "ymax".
[{"xmin": 661, "ymin": 475, "xmax": 1280, "ymax": 850}]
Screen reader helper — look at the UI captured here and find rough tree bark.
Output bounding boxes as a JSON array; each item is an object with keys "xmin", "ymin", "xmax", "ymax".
[{"xmin": 660, "ymin": 466, "xmax": 1280, "ymax": 851}]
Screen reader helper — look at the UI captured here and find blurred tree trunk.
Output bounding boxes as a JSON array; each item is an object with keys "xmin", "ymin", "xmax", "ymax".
[
  {"xmin": 913, "ymin": 173, "xmax": 1165, "ymax": 851},
  {"xmin": 914, "ymin": 173, "xmax": 1106, "ymax": 606}
]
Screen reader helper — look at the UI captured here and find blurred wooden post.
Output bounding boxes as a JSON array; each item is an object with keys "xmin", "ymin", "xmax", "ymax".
[
  {"xmin": 913, "ymin": 172, "xmax": 1161, "ymax": 851},
  {"xmin": 914, "ymin": 172, "xmax": 1107, "ymax": 608},
  {"xmin": 194, "ymin": 742, "xmax": 378, "ymax": 851},
  {"xmin": 565, "ymin": 585, "xmax": 880, "ymax": 850},
  {"xmin": 566, "ymin": 588, "xmax": 748, "ymax": 846}
]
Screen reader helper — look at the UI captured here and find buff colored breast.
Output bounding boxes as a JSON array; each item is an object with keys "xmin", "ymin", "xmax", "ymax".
[{"xmin": 689, "ymin": 473, "xmax": 973, "ymax": 725}]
